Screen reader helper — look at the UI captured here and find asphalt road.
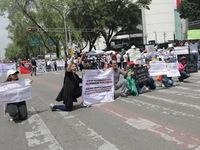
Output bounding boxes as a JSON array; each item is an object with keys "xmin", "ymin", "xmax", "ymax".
[{"xmin": 0, "ymin": 70, "xmax": 200, "ymax": 150}]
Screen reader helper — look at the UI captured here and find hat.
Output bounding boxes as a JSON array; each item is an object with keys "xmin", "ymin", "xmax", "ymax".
[
  {"xmin": 7, "ymin": 69, "xmax": 19, "ymax": 77},
  {"xmin": 180, "ymin": 57, "xmax": 187, "ymax": 61},
  {"xmin": 84, "ymin": 59, "xmax": 92, "ymax": 63}
]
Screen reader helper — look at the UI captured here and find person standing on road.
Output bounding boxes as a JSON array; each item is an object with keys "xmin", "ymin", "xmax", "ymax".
[
  {"xmin": 50, "ymin": 63, "xmax": 82, "ymax": 111},
  {"xmin": 31, "ymin": 58, "xmax": 37, "ymax": 76},
  {"xmin": 5, "ymin": 69, "xmax": 33, "ymax": 122}
]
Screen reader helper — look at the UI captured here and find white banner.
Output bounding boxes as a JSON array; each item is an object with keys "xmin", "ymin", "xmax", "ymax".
[
  {"xmin": 0, "ymin": 63, "xmax": 16, "ymax": 76},
  {"xmin": 0, "ymin": 79, "xmax": 32, "ymax": 104},
  {"xmin": 149, "ymin": 61, "xmax": 168, "ymax": 76},
  {"xmin": 167, "ymin": 63, "xmax": 180, "ymax": 77},
  {"xmin": 36, "ymin": 59, "xmax": 45, "ymax": 72},
  {"xmin": 82, "ymin": 69, "xmax": 114, "ymax": 106},
  {"xmin": 56, "ymin": 61, "xmax": 65, "ymax": 67},
  {"xmin": 146, "ymin": 45, "xmax": 154, "ymax": 53},
  {"xmin": 174, "ymin": 46, "xmax": 189, "ymax": 55},
  {"xmin": 129, "ymin": 48, "xmax": 142, "ymax": 63}
]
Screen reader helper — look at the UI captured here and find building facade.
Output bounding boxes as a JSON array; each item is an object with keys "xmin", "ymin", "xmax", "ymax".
[{"xmin": 142, "ymin": 0, "xmax": 187, "ymax": 44}]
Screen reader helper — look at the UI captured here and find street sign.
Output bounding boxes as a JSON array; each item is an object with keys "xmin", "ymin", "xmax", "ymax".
[
  {"xmin": 30, "ymin": 38, "xmax": 42, "ymax": 46},
  {"xmin": 48, "ymin": 38, "xmax": 56, "ymax": 45}
]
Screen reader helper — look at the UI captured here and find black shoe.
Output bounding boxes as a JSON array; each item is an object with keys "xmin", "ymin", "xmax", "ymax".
[{"xmin": 121, "ymin": 93, "xmax": 127, "ymax": 98}]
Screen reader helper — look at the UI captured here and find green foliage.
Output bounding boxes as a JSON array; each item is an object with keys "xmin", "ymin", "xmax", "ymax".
[
  {"xmin": 178, "ymin": 0, "xmax": 200, "ymax": 21},
  {"xmin": 1, "ymin": 0, "xmax": 151, "ymax": 60}
]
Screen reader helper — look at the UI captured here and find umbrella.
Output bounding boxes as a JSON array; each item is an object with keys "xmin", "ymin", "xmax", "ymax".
[
  {"xmin": 87, "ymin": 50, "xmax": 105, "ymax": 56},
  {"xmin": 104, "ymin": 50, "xmax": 116, "ymax": 54}
]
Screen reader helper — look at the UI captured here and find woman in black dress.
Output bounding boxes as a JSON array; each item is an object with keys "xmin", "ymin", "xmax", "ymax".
[{"xmin": 50, "ymin": 63, "xmax": 82, "ymax": 111}]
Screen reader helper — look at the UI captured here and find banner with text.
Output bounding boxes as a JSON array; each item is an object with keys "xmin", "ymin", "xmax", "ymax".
[
  {"xmin": 0, "ymin": 79, "xmax": 32, "ymax": 104},
  {"xmin": 149, "ymin": 61, "xmax": 168, "ymax": 76},
  {"xmin": 167, "ymin": 63, "xmax": 180, "ymax": 77},
  {"xmin": 56, "ymin": 61, "xmax": 65, "ymax": 67},
  {"xmin": 82, "ymin": 69, "xmax": 114, "ymax": 106},
  {"xmin": 174, "ymin": 46, "xmax": 189, "ymax": 55},
  {"xmin": 0, "ymin": 63, "xmax": 16, "ymax": 76}
]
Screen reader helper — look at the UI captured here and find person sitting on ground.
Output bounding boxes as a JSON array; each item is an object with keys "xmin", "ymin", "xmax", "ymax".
[
  {"xmin": 162, "ymin": 57, "xmax": 176, "ymax": 87},
  {"xmin": 50, "ymin": 63, "xmax": 82, "ymax": 111},
  {"xmin": 110, "ymin": 60, "xmax": 128, "ymax": 98},
  {"xmin": 5, "ymin": 69, "xmax": 33, "ymax": 122},
  {"xmin": 126, "ymin": 63, "xmax": 139, "ymax": 96},
  {"xmin": 178, "ymin": 57, "xmax": 190, "ymax": 82}
]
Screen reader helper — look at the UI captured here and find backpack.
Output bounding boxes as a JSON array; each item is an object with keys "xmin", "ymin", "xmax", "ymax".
[{"xmin": 120, "ymin": 55, "xmax": 124, "ymax": 62}]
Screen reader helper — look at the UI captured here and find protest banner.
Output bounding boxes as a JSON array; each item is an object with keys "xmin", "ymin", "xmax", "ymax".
[
  {"xmin": 166, "ymin": 63, "xmax": 180, "ymax": 77},
  {"xmin": 36, "ymin": 59, "xmax": 45, "ymax": 72},
  {"xmin": 185, "ymin": 61, "xmax": 198, "ymax": 73},
  {"xmin": 134, "ymin": 66, "xmax": 150, "ymax": 84},
  {"xmin": 56, "ymin": 60, "xmax": 65, "ymax": 67},
  {"xmin": 0, "ymin": 63, "xmax": 16, "ymax": 76},
  {"xmin": 174, "ymin": 46, "xmax": 189, "ymax": 55},
  {"xmin": 0, "ymin": 79, "xmax": 32, "ymax": 104},
  {"xmin": 82, "ymin": 69, "xmax": 114, "ymax": 106},
  {"xmin": 129, "ymin": 48, "xmax": 142, "ymax": 63},
  {"xmin": 146, "ymin": 45, "xmax": 154, "ymax": 53},
  {"xmin": 149, "ymin": 61, "xmax": 168, "ymax": 76}
]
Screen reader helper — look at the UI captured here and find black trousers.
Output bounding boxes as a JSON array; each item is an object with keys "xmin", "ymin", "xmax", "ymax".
[
  {"xmin": 6, "ymin": 101, "xmax": 27, "ymax": 120},
  {"xmin": 31, "ymin": 66, "xmax": 37, "ymax": 76}
]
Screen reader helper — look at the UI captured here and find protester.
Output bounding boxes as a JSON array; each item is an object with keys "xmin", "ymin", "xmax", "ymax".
[
  {"xmin": 162, "ymin": 57, "xmax": 176, "ymax": 87},
  {"xmin": 50, "ymin": 63, "xmax": 82, "ymax": 111},
  {"xmin": 110, "ymin": 60, "xmax": 128, "ymax": 98},
  {"xmin": 5, "ymin": 69, "xmax": 33, "ymax": 122},
  {"xmin": 116, "ymin": 52, "xmax": 122, "ymax": 69},
  {"xmin": 30, "ymin": 58, "xmax": 37, "ymax": 76},
  {"xmin": 189, "ymin": 40, "xmax": 199, "ymax": 62},
  {"xmin": 123, "ymin": 53, "xmax": 128, "ymax": 71},
  {"xmin": 126, "ymin": 63, "xmax": 139, "ymax": 96},
  {"xmin": 178, "ymin": 57, "xmax": 190, "ymax": 82},
  {"xmin": 78, "ymin": 53, "xmax": 97, "ymax": 70}
]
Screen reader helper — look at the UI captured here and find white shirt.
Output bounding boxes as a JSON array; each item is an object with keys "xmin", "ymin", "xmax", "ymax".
[
  {"xmin": 189, "ymin": 42, "xmax": 198, "ymax": 53},
  {"xmin": 116, "ymin": 54, "xmax": 121, "ymax": 63},
  {"xmin": 123, "ymin": 54, "xmax": 127, "ymax": 62}
]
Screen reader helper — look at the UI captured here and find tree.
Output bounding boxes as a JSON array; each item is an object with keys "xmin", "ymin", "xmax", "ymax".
[
  {"xmin": 70, "ymin": 0, "xmax": 152, "ymax": 50},
  {"xmin": 178, "ymin": 0, "xmax": 200, "ymax": 21}
]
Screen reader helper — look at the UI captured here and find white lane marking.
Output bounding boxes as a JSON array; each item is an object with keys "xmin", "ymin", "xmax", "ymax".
[
  {"xmin": 57, "ymin": 111, "xmax": 119, "ymax": 150},
  {"xmin": 25, "ymin": 107, "xmax": 64, "ymax": 150},
  {"xmin": 120, "ymin": 98, "xmax": 200, "ymax": 119},
  {"xmin": 141, "ymin": 94, "xmax": 200, "ymax": 111},
  {"xmin": 157, "ymin": 89, "xmax": 200, "ymax": 99},
  {"xmin": 99, "ymin": 105, "xmax": 200, "ymax": 149}
]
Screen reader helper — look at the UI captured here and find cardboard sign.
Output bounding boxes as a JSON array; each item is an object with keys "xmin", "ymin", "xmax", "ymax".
[
  {"xmin": 134, "ymin": 66, "xmax": 150, "ymax": 84},
  {"xmin": 185, "ymin": 61, "xmax": 198, "ymax": 73}
]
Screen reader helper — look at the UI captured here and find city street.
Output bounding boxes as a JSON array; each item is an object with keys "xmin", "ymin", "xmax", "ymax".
[{"xmin": 0, "ymin": 70, "xmax": 200, "ymax": 150}]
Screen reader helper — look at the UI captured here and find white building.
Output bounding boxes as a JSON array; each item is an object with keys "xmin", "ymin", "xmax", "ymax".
[{"xmin": 142, "ymin": 0, "xmax": 187, "ymax": 44}]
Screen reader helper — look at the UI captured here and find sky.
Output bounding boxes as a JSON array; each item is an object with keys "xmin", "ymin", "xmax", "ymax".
[{"xmin": 0, "ymin": 16, "xmax": 11, "ymax": 60}]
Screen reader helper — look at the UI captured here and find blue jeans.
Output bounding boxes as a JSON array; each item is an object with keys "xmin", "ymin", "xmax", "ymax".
[
  {"xmin": 162, "ymin": 77, "xmax": 176, "ymax": 87},
  {"xmin": 179, "ymin": 71, "xmax": 190, "ymax": 82},
  {"xmin": 190, "ymin": 53, "xmax": 198, "ymax": 62}
]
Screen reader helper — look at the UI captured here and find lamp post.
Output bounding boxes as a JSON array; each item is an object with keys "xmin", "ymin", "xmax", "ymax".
[
  {"xmin": 154, "ymin": 32, "xmax": 157, "ymax": 43},
  {"xmin": 41, "ymin": 2, "xmax": 83, "ymax": 56}
]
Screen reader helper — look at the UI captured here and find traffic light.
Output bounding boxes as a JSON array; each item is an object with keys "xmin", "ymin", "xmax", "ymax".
[
  {"xmin": 27, "ymin": 28, "xmax": 38, "ymax": 32},
  {"xmin": 93, "ymin": 29, "xmax": 98, "ymax": 32}
]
